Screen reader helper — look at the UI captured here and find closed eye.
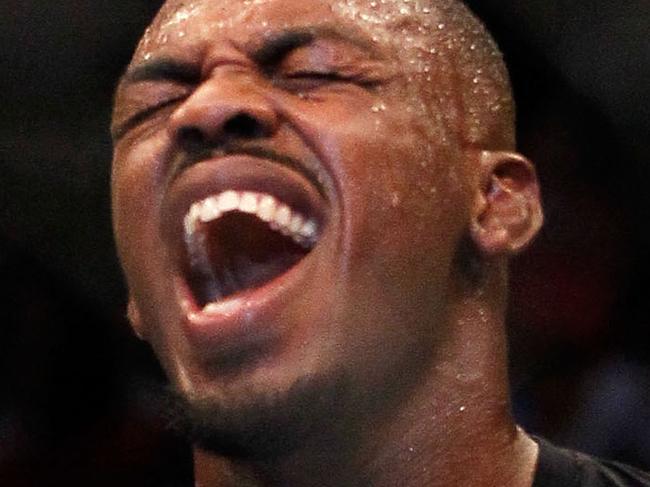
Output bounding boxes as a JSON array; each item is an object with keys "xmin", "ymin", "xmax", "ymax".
[
  {"xmin": 277, "ymin": 71, "xmax": 380, "ymax": 92},
  {"xmin": 112, "ymin": 95, "xmax": 186, "ymax": 141},
  {"xmin": 288, "ymin": 71, "xmax": 350, "ymax": 81}
]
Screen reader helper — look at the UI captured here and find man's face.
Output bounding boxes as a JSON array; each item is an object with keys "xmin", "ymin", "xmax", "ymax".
[{"xmin": 112, "ymin": 0, "xmax": 472, "ymax": 450}]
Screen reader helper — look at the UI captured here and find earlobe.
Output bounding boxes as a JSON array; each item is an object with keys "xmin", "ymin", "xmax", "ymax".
[
  {"xmin": 470, "ymin": 151, "xmax": 543, "ymax": 256},
  {"xmin": 127, "ymin": 298, "xmax": 146, "ymax": 341}
]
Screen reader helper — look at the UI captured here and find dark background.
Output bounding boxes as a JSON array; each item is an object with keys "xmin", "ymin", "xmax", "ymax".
[{"xmin": 1, "ymin": 1, "xmax": 648, "ymax": 485}]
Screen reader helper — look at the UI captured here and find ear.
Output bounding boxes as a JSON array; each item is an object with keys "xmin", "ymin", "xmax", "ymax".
[
  {"xmin": 127, "ymin": 298, "xmax": 146, "ymax": 341},
  {"xmin": 470, "ymin": 151, "xmax": 543, "ymax": 256}
]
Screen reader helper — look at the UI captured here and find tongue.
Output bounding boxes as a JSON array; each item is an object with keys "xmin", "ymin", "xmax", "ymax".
[{"xmin": 190, "ymin": 212, "xmax": 310, "ymax": 305}]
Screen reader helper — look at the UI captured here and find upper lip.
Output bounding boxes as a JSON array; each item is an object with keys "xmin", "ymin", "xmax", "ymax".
[{"xmin": 166, "ymin": 144, "xmax": 328, "ymax": 199}]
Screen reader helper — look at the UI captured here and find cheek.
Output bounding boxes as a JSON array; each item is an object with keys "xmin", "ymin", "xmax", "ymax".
[
  {"xmin": 112, "ymin": 139, "xmax": 190, "ymax": 369},
  {"xmin": 320, "ymin": 107, "xmax": 465, "ymax": 252},
  {"xmin": 111, "ymin": 137, "xmax": 168, "ymax": 290},
  {"xmin": 345, "ymin": 117, "xmax": 469, "ymax": 316}
]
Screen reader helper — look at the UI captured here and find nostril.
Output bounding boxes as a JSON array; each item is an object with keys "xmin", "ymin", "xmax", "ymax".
[
  {"xmin": 223, "ymin": 113, "xmax": 266, "ymax": 139},
  {"xmin": 177, "ymin": 126, "xmax": 206, "ymax": 151},
  {"xmin": 175, "ymin": 112, "xmax": 270, "ymax": 151}
]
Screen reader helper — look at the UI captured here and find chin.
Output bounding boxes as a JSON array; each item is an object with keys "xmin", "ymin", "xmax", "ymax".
[{"xmin": 163, "ymin": 370, "xmax": 352, "ymax": 460}]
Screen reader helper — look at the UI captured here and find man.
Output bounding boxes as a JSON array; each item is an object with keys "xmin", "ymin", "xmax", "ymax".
[{"xmin": 110, "ymin": 0, "xmax": 650, "ymax": 485}]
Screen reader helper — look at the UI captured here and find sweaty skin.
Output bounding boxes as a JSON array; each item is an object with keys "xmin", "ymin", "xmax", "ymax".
[{"xmin": 111, "ymin": 0, "xmax": 543, "ymax": 485}]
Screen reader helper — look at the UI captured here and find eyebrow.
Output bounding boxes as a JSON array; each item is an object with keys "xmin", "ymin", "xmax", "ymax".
[
  {"xmin": 119, "ymin": 59, "xmax": 201, "ymax": 87},
  {"xmin": 252, "ymin": 26, "xmax": 382, "ymax": 67},
  {"xmin": 251, "ymin": 30, "xmax": 314, "ymax": 66}
]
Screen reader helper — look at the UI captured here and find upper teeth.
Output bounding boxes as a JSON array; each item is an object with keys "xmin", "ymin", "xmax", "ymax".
[{"xmin": 184, "ymin": 190, "xmax": 319, "ymax": 247}]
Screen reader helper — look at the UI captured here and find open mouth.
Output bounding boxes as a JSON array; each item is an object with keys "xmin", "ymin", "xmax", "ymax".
[{"xmin": 183, "ymin": 190, "xmax": 321, "ymax": 310}]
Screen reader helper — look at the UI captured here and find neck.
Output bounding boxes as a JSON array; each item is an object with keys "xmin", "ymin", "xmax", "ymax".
[{"xmin": 193, "ymin": 274, "xmax": 539, "ymax": 487}]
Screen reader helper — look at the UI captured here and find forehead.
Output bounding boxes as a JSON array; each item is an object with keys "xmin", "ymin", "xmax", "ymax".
[
  {"xmin": 155, "ymin": 0, "xmax": 336, "ymax": 32},
  {"xmin": 135, "ymin": 0, "xmax": 451, "ymax": 63}
]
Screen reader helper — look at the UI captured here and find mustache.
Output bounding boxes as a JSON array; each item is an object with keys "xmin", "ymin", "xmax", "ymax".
[{"xmin": 168, "ymin": 143, "xmax": 326, "ymax": 198}]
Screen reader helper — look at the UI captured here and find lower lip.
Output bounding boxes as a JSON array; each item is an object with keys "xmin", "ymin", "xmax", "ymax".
[{"xmin": 174, "ymin": 245, "xmax": 317, "ymax": 354}]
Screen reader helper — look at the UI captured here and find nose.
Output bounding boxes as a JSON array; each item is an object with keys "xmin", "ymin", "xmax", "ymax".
[{"xmin": 168, "ymin": 72, "xmax": 279, "ymax": 151}]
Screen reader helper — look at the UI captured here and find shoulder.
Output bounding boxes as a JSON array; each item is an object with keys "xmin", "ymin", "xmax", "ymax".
[{"xmin": 532, "ymin": 436, "xmax": 650, "ymax": 487}]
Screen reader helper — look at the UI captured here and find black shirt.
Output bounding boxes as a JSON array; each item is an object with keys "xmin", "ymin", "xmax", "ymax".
[{"xmin": 533, "ymin": 437, "xmax": 650, "ymax": 486}]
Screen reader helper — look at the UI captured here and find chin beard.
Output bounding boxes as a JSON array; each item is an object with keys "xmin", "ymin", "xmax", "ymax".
[{"xmin": 162, "ymin": 372, "xmax": 352, "ymax": 460}]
